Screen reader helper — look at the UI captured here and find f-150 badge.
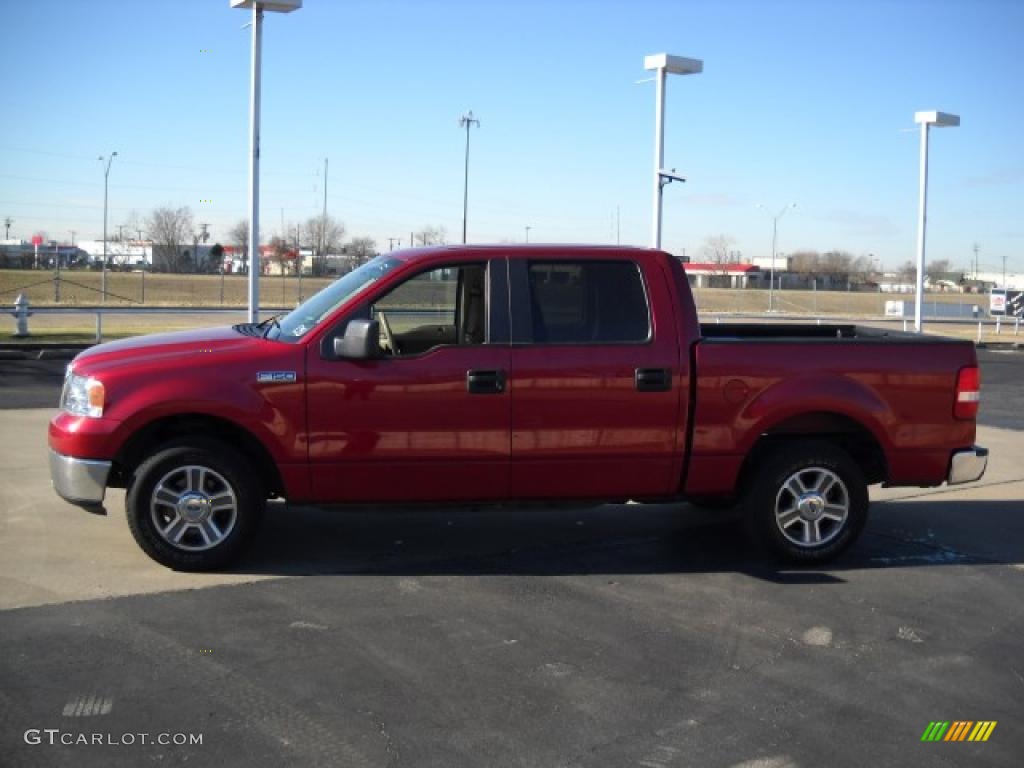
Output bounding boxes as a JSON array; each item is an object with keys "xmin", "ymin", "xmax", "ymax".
[{"xmin": 257, "ymin": 371, "xmax": 297, "ymax": 383}]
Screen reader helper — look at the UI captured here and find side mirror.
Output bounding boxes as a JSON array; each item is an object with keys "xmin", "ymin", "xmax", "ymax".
[{"xmin": 333, "ymin": 319, "xmax": 380, "ymax": 359}]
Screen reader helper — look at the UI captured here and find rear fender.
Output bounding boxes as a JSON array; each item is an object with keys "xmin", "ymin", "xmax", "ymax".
[{"xmin": 736, "ymin": 373, "xmax": 894, "ymax": 457}]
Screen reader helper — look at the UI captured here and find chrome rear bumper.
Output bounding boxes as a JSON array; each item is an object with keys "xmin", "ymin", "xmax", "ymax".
[
  {"xmin": 947, "ymin": 445, "xmax": 988, "ymax": 485},
  {"xmin": 49, "ymin": 449, "xmax": 111, "ymax": 505}
]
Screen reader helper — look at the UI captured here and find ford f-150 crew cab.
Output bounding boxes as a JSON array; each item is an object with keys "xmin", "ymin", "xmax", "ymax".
[{"xmin": 49, "ymin": 245, "xmax": 988, "ymax": 570}]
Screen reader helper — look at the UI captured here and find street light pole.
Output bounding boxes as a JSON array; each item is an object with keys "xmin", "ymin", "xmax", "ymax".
[
  {"xmin": 246, "ymin": 4, "xmax": 263, "ymax": 322},
  {"xmin": 651, "ymin": 64, "xmax": 666, "ymax": 248},
  {"xmin": 912, "ymin": 110, "xmax": 959, "ymax": 333},
  {"xmin": 759, "ymin": 203, "xmax": 795, "ymax": 312},
  {"xmin": 232, "ymin": 0, "xmax": 301, "ymax": 323},
  {"xmin": 643, "ymin": 53, "xmax": 702, "ymax": 249},
  {"xmin": 99, "ymin": 152, "xmax": 117, "ymax": 302},
  {"xmin": 459, "ymin": 110, "xmax": 480, "ymax": 244},
  {"xmin": 525, "ymin": 225, "xmax": 531, "ymax": 243}
]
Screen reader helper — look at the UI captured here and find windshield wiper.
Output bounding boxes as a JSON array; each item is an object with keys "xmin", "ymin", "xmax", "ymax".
[{"xmin": 258, "ymin": 314, "xmax": 282, "ymax": 338}]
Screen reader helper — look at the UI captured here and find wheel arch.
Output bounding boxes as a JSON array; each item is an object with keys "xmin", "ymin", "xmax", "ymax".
[
  {"xmin": 110, "ymin": 413, "xmax": 285, "ymax": 498},
  {"xmin": 735, "ymin": 411, "xmax": 887, "ymax": 498}
]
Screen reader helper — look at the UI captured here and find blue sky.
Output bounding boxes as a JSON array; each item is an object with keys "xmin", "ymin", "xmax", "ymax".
[{"xmin": 2, "ymin": 0, "xmax": 1022, "ymax": 272}]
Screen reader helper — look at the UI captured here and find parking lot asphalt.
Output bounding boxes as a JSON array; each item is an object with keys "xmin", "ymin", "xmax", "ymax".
[{"xmin": 1, "ymin": 351, "xmax": 1022, "ymax": 767}]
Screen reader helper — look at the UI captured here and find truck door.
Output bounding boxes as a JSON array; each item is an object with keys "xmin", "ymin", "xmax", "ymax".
[
  {"xmin": 508, "ymin": 255, "xmax": 681, "ymax": 499},
  {"xmin": 305, "ymin": 259, "xmax": 511, "ymax": 502}
]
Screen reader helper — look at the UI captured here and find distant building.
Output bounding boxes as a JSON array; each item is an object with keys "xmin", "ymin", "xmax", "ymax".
[
  {"xmin": 682, "ymin": 262, "xmax": 762, "ymax": 289},
  {"xmin": 0, "ymin": 241, "xmax": 89, "ymax": 269},
  {"xmin": 975, "ymin": 270, "xmax": 1023, "ymax": 291},
  {"xmin": 77, "ymin": 240, "xmax": 153, "ymax": 268}
]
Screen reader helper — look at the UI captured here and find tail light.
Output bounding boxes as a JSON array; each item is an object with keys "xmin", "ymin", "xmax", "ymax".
[{"xmin": 954, "ymin": 366, "xmax": 980, "ymax": 420}]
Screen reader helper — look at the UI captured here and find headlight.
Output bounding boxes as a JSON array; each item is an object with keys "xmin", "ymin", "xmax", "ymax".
[{"xmin": 61, "ymin": 370, "xmax": 105, "ymax": 418}]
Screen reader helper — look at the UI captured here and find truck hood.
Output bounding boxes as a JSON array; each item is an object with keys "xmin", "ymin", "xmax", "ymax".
[{"xmin": 71, "ymin": 326, "xmax": 268, "ymax": 374}]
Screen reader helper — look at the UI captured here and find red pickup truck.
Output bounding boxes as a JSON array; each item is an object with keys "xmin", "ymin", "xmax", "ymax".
[{"xmin": 49, "ymin": 245, "xmax": 987, "ymax": 570}]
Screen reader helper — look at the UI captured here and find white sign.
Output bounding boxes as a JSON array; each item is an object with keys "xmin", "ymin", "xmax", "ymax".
[{"xmin": 884, "ymin": 300, "xmax": 905, "ymax": 317}]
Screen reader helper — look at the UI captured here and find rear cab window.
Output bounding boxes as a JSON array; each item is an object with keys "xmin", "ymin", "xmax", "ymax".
[{"xmin": 525, "ymin": 260, "xmax": 651, "ymax": 344}]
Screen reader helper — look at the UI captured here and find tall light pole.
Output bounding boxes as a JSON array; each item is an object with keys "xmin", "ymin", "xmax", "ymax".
[
  {"xmin": 459, "ymin": 110, "xmax": 480, "ymax": 244},
  {"xmin": 644, "ymin": 53, "xmax": 702, "ymax": 249},
  {"xmin": 758, "ymin": 203, "xmax": 796, "ymax": 312},
  {"xmin": 318, "ymin": 157, "xmax": 328, "ymax": 275},
  {"xmin": 98, "ymin": 152, "xmax": 117, "ymax": 301},
  {"xmin": 524, "ymin": 225, "xmax": 532, "ymax": 243},
  {"xmin": 913, "ymin": 110, "xmax": 959, "ymax": 333},
  {"xmin": 232, "ymin": 0, "xmax": 302, "ymax": 323}
]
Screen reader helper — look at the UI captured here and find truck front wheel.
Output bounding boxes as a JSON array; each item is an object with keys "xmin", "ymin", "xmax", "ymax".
[
  {"xmin": 745, "ymin": 441, "xmax": 868, "ymax": 564},
  {"xmin": 125, "ymin": 440, "xmax": 264, "ymax": 571}
]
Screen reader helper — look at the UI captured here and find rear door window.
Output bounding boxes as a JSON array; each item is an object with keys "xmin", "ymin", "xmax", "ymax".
[{"xmin": 526, "ymin": 261, "xmax": 650, "ymax": 343}]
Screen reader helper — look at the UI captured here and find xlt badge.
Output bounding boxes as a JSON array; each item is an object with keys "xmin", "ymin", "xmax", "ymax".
[{"xmin": 257, "ymin": 371, "xmax": 297, "ymax": 383}]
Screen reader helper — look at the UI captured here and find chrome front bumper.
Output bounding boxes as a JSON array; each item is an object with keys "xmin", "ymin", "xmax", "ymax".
[
  {"xmin": 49, "ymin": 449, "xmax": 112, "ymax": 506},
  {"xmin": 947, "ymin": 445, "xmax": 988, "ymax": 485}
]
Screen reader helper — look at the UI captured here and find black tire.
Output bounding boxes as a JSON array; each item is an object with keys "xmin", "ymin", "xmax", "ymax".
[
  {"xmin": 744, "ymin": 440, "xmax": 868, "ymax": 564},
  {"xmin": 125, "ymin": 439, "xmax": 264, "ymax": 571}
]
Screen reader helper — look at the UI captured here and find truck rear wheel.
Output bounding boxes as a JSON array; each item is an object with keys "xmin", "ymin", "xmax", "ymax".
[
  {"xmin": 744, "ymin": 441, "xmax": 868, "ymax": 564},
  {"xmin": 125, "ymin": 440, "xmax": 263, "ymax": 571}
]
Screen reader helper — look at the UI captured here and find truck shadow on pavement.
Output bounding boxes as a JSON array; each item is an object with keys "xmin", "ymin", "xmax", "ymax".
[{"xmin": 233, "ymin": 498, "xmax": 1024, "ymax": 583}]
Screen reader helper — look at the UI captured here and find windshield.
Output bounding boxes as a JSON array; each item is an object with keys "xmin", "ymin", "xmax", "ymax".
[{"xmin": 268, "ymin": 256, "xmax": 402, "ymax": 341}]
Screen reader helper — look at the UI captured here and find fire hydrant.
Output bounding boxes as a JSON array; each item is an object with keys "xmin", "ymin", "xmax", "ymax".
[{"xmin": 12, "ymin": 294, "xmax": 31, "ymax": 337}]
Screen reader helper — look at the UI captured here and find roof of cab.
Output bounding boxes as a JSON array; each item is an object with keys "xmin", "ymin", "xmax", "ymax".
[{"xmin": 390, "ymin": 243, "xmax": 668, "ymax": 262}]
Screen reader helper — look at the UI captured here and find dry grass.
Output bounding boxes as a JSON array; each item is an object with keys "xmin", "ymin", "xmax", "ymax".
[{"xmin": 691, "ymin": 286, "xmax": 985, "ymax": 317}]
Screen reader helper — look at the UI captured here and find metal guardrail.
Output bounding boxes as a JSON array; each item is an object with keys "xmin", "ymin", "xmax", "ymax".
[{"xmin": 8, "ymin": 298, "xmax": 297, "ymax": 342}]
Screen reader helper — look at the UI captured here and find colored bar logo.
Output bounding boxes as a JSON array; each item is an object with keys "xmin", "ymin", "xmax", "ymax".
[{"xmin": 921, "ymin": 721, "xmax": 997, "ymax": 742}]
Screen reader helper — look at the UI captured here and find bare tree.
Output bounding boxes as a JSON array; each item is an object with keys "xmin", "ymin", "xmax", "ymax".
[
  {"xmin": 789, "ymin": 250, "xmax": 822, "ymax": 279},
  {"xmin": 268, "ymin": 236, "xmax": 293, "ymax": 276},
  {"xmin": 849, "ymin": 255, "xmax": 876, "ymax": 286},
  {"xmin": 229, "ymin": 219, "xmax": 250, "ymax": 274},
  {"xmin": 207, "ymin": 243, "xmax": 225, "ymax": 273},
  {"xmin": 701, "ymin": 234, "xmax": 737, "ymax": 277},
  {"xmin": 926, "ymin": 259, "xmax": 952, "ymax": 281},
  {"xmin": 304, "ymin": 214, "xmax": 346, "ymax": 275},
  {"xmin": 414, "ymin": 225, "xmax": 447, "ymax": 247},
  {"xmin": 897, "ymin": 260, "xmax": 917, "ymax": 285},
  {"xmin": 347, "ymin": 237, "xmax": 377, "ymax": 266},
  {"xmin": 146, "ymin": 206, "xmax": 194, "ymax": 273},
  {"xmin": 123, "ymin": 210, "xmax": 143, "ymax": 241}
]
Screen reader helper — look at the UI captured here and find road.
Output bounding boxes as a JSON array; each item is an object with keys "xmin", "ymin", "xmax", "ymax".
[{"xmin": 0, "ymin": 350, "xmax": 1022, "ymax": 767}]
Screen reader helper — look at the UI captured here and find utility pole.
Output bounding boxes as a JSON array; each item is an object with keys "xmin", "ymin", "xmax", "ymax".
[
  {"xmin": 55, "ymin": 240, "xmax": 62, "ymax": 302},
  {"xmin": 3, "ymin": 217, "xmax": 11, "ymax": 240},
  {"xmin": 99, "ymin": 152, "xmax": 117, "ymax": 302},
  {"xmin": 388, "ymin": 237, "xmax": 399, "ymax": 251},
  {"xmin": 973, "ymin": 242, "xmax": 979, "ymax": 280},
  {"xmin": 459, "ymin": 110, "xmax": 480, "ymax": 243},
  {"xmin": 616, "ymin": 206, "xmax": 620, "ymax": 245},
  {"xmin": 1002, "ymin": 252, "xmax": 1007, "ymax": 288},
  {"xmin": 524, "ymin": 225, "xmax": 531, "ymax": 243},
  {"xmin": 295, "ymin": 224, "xmax": 303, "ymax": 301},
  {"xmin": 320, "ymin": 157, "xmax": 328, "ymax": 274},
  {"xmin": 69, "ymin": 230, "xmax": 76, "ymax": 246}
]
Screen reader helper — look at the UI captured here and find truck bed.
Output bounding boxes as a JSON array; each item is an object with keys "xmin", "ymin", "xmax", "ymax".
[{"xmin": 699, "ymin": 323, "xmax": 963, "ymax": 343}]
